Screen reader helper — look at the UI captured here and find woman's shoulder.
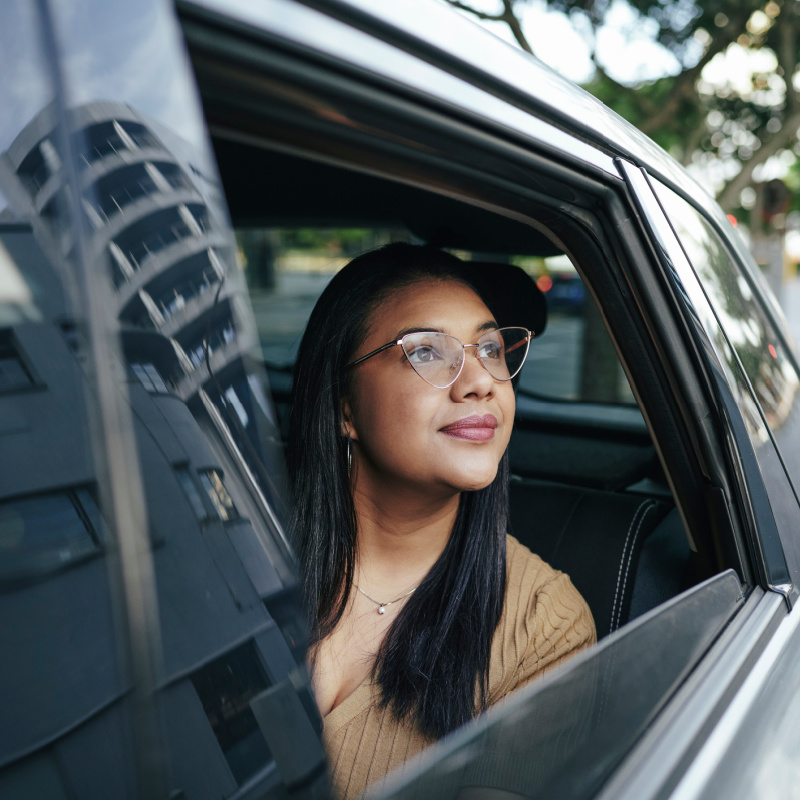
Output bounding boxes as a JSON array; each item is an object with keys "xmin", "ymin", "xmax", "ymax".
[
  {"xmin": 502, "ymin": 533, "xmax": 594, "ymax": 633},
  {"xmin": 488, "ymin": 535, "xmax": 596, "ymax": 703},
  {"xmin": 504, "ymin": 533, "xmax": 558, "ymax": 589}
]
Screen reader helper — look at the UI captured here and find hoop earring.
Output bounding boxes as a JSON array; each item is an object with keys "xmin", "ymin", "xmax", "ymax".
[{"xmin": 346, "ymin": 433, "xmax": 352, "ymax": 476}]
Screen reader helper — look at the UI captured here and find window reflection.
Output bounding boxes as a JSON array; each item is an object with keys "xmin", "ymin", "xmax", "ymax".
[
  {"xmin": 0, "ymin": 330, "xmax": 34, "ymax": 391},
  {"xmin": 0, "ymin": 489, "xmax": 101, "ymax": 583},
  {"xmin": 190, "ymin": 641, "xmax": 273, "ymax": 785},
  {"xmin": 653, "ymin": 182, "xmax": 800, "ymax": 435},
  {"xmin": 0, "ymin": 95, "xmax": 305, "ymax": 800},
  {"xmin": 200, "ymin": 470, "xmax": 238, "ymax": 521}
]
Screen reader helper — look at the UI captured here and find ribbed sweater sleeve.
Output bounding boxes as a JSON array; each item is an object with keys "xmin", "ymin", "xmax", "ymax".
[{"xmin": 321, "ymin": 535, "xmax": 596, "ymax": 799}]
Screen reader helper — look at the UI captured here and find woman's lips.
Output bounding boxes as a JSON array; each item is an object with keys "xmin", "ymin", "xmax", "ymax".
[{"xmin": 440, "ymin": 414, "xmax": 498, "ymax": 441}]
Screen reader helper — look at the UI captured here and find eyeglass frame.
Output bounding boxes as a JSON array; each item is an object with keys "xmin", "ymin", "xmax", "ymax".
[{"xmin": 347, "ymin": 327, "xmax": 533, "ymax": 389}]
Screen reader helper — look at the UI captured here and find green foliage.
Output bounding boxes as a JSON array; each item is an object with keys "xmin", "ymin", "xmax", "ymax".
[{"xmin": 446, "ymin": 0, "xmax": 798, "ymax": 210}]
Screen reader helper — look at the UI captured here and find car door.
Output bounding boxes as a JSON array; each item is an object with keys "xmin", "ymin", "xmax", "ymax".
[
  {"xmin": 0, "ymin": 2, "xmax": 323, "ymax": 799},
  {"xmin": 604, "ymin": 163, "xmax": 800, "ymax": 800},
  {"xmin": 174, "ymin": 1, "xmax": 793, "ymax": 798}
]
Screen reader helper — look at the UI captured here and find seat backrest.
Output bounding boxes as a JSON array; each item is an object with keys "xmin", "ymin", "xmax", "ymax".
[{"xmin": 508, "ymin": 477, "xmax": 678, "ymax": 638}]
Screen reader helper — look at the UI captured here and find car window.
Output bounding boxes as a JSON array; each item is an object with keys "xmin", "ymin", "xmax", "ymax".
[
  {"xmin": 649, "ymin": 178, "xmax": 800, "ymax": 588},
  {"xmin": 652, "ymin": 182, "xmax": 800, "ymax": 443},
  {"xmin": 0, "ymin": 2, "xmax": 322, "ymax": 799},
  {"xmin": 371, "ymin": 571, "xmax": 745, "ymax": 800},
  {"xmin": 244, "ymin": 229, "xmax": 635, "ymax": 408}
]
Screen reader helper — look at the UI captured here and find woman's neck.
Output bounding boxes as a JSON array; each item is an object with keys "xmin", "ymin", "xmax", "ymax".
[{"xmin": 352, "ymin": 482, "xmax": 460, "ymax": 594}]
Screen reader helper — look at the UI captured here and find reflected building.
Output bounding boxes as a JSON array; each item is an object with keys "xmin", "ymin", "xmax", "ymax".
[
  {"xmin": 3, "ymin": 101, "xmax": 259, "ymax": 410},
  {"xmin": 0, "ymin": 105, "xmax": 320, "ymax": 799}
]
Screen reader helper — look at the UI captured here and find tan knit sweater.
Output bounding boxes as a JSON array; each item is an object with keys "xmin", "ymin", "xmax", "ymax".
[{"xmin": 321, "ymin": 535, "xmax": 596, "ymax": 798}]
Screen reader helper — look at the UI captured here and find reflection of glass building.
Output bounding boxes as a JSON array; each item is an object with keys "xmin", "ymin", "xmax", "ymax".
[
  {"xmin": 3, "ymin": 101, "xmax": 256, "ymax": 408},
  {"xmin": 0, "ymin": 105, "xmax": 316, "ymax": 799}
]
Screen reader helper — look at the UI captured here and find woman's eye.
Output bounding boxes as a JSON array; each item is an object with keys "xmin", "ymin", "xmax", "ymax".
[
  {"xmin": 407, "ymin": 345, "xmax": 442, "ymax": 364},
  {"xmin": 479, "ymin": 341, "xmax": 503, "ymax": 360}
]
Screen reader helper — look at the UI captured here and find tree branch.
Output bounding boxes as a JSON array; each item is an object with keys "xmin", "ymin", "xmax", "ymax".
[
  {"xmin": 500, "ymin": 0, "xmax": 533, "ymax": 54},
  {"xmin": 444, "ymin": 0, "xmax": 534, "ymax": 54},
  {"xmin": 638, "ymin": 10, "xmax": 751, "ymax": 136},
  {"xmin": 716, "ymin": 109, "xmax": 800, "ymax": 210},
  {"xmin": 444, "ymin": 0, "xmax": 505, "ymax": 23}
]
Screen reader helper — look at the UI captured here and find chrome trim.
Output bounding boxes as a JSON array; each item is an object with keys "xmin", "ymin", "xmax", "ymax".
[
  {"xmin": 598, "ymin": 589, "xmax": 785, "ymax": 800},
  {"xmin": 668, "ymin": 593, "xmax": 800, "ymax": 800}
]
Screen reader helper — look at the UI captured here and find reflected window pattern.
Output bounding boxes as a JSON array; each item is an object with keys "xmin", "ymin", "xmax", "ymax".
[
  {"xmin": 200, "ymin": 470, "xmax": 238, "ymax": 521},
  {"xmin": 79, "ymin": 119, "xmax": 160, "ymax": 166},
  {"xmin": 0, "ymin": 488, "xmax": 101, "ymax": 582},
  {"xmin": 16, "ymin": 139, "xmax": 57, "ymax": 195},
  {"xmin": 119, "ymin": 248, "xmax": 225, "ymax": 330},
  {"xmin": 110, "ymin": 203, "xmax": 212, "ymax": 285},
  {"xmin": 89, "ymin": 161, "xmax": 193, "ymax": 224},
  {"xmin": 130, "ymin": 362, "xmax": 169, "ymax": 394},
  {"xmin": 190, "ymin": 641, "xmax": 273, "ymax": 785},
  {"xmin": 184, "ymin": 314, "xmax": 236, "ymax": 369},
  {"xmin": 0, "ymin": 331, "xmax": 34, "ymax": 392},
  {"xmin": 653, "ymin": 183, "xmax": 800, "ymax": 435},
  {"xmin": 176, "ymin": 467, "xmax": 208, "ymax": 521}
]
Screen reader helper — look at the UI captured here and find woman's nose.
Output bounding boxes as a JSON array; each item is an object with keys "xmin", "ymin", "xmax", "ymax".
[{"xmin": 450, "ymin": 346, "xmax": 495, "ymax": 400}]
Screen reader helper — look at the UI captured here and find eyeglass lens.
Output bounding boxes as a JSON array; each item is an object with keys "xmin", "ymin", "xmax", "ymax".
[{"xmin": 400, "ymin": 327, "xmax": 530, "ymax": 388}]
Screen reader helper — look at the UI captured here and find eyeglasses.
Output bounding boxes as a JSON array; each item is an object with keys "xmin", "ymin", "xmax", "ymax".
[{"xmin": 348, "ymin": 327, "xmax": 533, "ymax": 389}]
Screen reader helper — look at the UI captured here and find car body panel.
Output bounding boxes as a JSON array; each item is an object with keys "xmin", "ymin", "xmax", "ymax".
[
  {"xmin": 4, "ymin": 0, "xmax": 800, "ymax": 798},
  {"xmin": 178, "ymin": 0, "xmax": 619, "ymax": 178},
  {"xmin": 367, "ymin": 571, "xmax": 747, "ymax": 800}
]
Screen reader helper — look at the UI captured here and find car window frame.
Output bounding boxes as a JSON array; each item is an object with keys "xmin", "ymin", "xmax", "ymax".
[{"xmin": 618, "ymin": 161, "xmax": 793, "ymax": 602}]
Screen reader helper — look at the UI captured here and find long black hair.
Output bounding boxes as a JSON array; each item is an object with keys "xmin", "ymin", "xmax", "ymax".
[{"xmin": 287, "ymin": 243, "xmax": 509, "ymax": 740}]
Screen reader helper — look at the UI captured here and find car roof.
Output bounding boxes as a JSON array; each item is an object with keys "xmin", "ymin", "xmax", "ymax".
[
  {"xmin": 183, "ymin": 0, "xmax": 718, "ymax": 212},
  {"xmin": 331, "ymin": 0, "xmax": 717, "ymax": 203}
]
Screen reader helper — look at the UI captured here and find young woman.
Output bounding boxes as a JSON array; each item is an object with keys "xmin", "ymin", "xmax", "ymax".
[{"xmin": 288, "ymin": 243, "xmax": 594, "ymax": 798}]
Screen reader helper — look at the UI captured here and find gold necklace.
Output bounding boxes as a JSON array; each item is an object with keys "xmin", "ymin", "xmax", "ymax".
[{"xmin": 354, "ymin": 583, "xmax": 418, "ymax": 615}]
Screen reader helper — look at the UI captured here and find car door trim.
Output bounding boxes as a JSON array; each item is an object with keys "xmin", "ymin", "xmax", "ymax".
[
  {"xmin": 667, "ymin": 589, "xmax": 800, "ymax": 800},
  {"xmin": 598, "ymin": 588, "xmax": 785, "ymax": 800}
]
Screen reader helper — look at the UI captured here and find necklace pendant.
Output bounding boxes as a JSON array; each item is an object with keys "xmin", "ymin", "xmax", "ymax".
[{"xmin": 378, "ymin": 606, "xmax": 386, "ymax": 615}]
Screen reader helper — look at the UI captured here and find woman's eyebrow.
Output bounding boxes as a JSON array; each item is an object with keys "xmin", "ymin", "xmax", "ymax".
[
  {"xmin": 394, "ymin": 326, "xmax": 446, "ymax": 339},
  {"xmin": 393, "ymin": 321, "xmax": 499, "ymax": 340}
]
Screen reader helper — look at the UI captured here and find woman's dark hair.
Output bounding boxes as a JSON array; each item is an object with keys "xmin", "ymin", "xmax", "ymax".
[{"xmin": 288, "ymin": 242, "xmax": 508, "ymax": 739}]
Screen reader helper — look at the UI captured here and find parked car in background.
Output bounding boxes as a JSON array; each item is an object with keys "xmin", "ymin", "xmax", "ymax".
[{"xmin": 3, "ymin": 1, "xmax": 800, "ymax": 799}]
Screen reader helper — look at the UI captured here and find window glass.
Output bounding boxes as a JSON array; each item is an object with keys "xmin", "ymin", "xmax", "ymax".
[
  {"xmin": 651, "ymin": 181, "xmax": 800, "ymax": 496},
  {"xmin": 0, "ymin": 331, "xmax": 34, "ymax": 392},
  {"xmin": 0, "ymin": 489, "xmax": 100, "ymax": 582},
  {"xmin": 380, "ymin": 572, "xmax": 744, "ymax": 800},
  {"xmin": 0, "ymin": 2, "xmax": 314, "ymax": 799},
  {"xmin": 199, "ymin": 469, "xmax": 238, "ymax": 521},
  {"xmin": 130, "ymin": 362, "xmax": 169, "ymax": 393},
  {"xmin": 511, "ymin": 254, "xmax": 634, "ymax": 404},
  {"xmin": 244, "ymin": 229, "xmax": 635, "ymax": 415},
  {"xmin": 176, "ymin": 467, "xmax": 208, "ymax": 521},
  {"xmin": 190, "ymin": 641, "xmax": 273, "ymax": 786}
]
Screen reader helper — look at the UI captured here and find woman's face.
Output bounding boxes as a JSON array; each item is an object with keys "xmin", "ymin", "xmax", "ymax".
[{"xmin": 343, "ymin": 278, "xmax": 516, "ymax": 500}]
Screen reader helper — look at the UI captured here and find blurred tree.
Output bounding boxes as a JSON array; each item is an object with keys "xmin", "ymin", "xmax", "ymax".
[{"xmin": 445, "ymin": 0, "xmax": 800, "ymax": 213}]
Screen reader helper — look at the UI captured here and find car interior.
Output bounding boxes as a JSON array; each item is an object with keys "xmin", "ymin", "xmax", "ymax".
[{"xmin": 212, "ymin": 140, "xmax": 697, "ymax": 640}]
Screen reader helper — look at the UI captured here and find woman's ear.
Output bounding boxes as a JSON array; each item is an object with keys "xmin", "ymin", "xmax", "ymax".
[{"xmin": 340, "ymin": 397, "xmax": 359, "ymax": 441}]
